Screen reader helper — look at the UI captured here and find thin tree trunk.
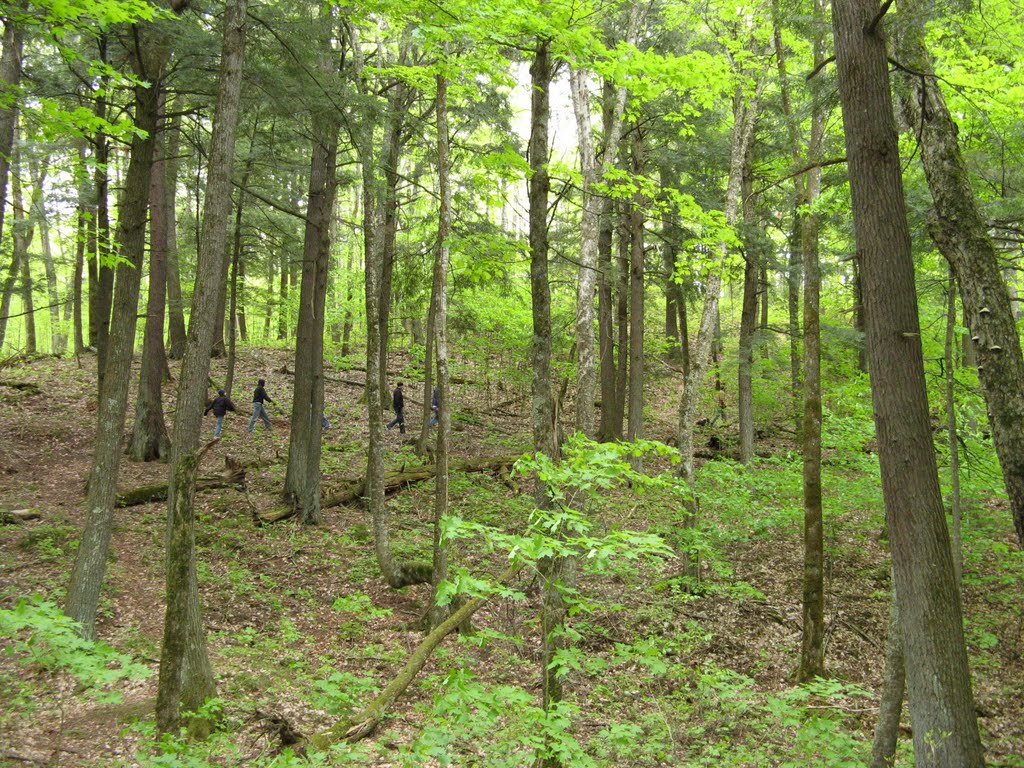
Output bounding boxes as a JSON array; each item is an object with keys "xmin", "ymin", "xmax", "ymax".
[
  {"xmin": 0, "ymin": 14, "xmax": 23, "ymax": 252},
  {"xmin": 426, "ymin": 72, "xmax": 452, "ymax": 630},
  {"xmin": 627, "ymin": 132, "xmax": 645, "ymax": 462},
  {"xmin": 945, "ymin": 272, "xmax": 963, "ymax": 587},
  {"xmin": 798, "ymin": 2, "xmax": 826, "ymax": 682},
  {"xmin": 737, "ymin": 141, "xmax": 758, "ymax": 463},
  {"xmin": 350, "ymin": 25, "xmax": 430, "ymax": 590},
  {"xmin": 832, "ymin": 0, "xmax": 985, "ymax": 762},
  {"xmin": 870, "ymin": 582, "xmax": 906, "ymax": 768},
  {"xmin": 164, "ymin": 106, "xmax": 187, "ymax": 359},
  {"xmin": 157, "ymin": 0, "xmax": 247, "ymax": 732}
]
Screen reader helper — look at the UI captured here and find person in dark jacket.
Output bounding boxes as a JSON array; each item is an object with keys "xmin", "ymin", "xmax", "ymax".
[
  {"xmin": 386, "ymin": 382, "xmax": 405, "ymax": 433},
  {"xmin": 248, "ymin": 378, "xmax": 274, "ymax": 432},
  {"xmin": 429, "ymin": 385, "xmax": 439, "ymax": 426},
  {"xmin": 205, "ymin": 389, "xmax": 237, "ymax": 438}
]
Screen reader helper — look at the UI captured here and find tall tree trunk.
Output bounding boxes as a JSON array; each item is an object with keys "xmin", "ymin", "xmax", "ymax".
[
  {"xmin": 34, "ymin": 158, "xmax": 65, "ymax": 354},
  {"xmin": 426, "ymin": 72, "xmax": 452, "ymax": 630},
  {"xmin": 277, "ymin": 249, "xmax": 289, "ymax": 341},
  {"xmin": 156, "ymin": 0, "xmax": 247, "ymax": 733},
  {"xmin": 945, "ymin": 272, "xmax": 963, "ymax": 587},
  {"xmin": 164, "ymin": 106, "xmax": 187, "ymax": 359},
  {"xmin": 128, "ymin": 94, "xmax": 171, "ymax": 463},
  {"xmin": 65, "ymin": 28, "xmax": 168, "ymax": 640},
  {"xmin": 89, "ymin": 36, "xmax": 114, "ymax": 378},
  {"xmin": 529, "ymin": 39, "xmax": 569, "ymax": 768},
  {"xmin": 737, "ymin": 140, "xmax": 758, "ymax": 463},
  {"xmin": 831, "ymin": 0, "xmax": 985, "ymax": 763},
  {"xmin": 569, "ymin": 17, "xmax": 634, "ymax": 437},
  {"xmin": 614, "ymin": 211, "xmax": 629, "ymax": 437},
  {"xmin": 351, "ymin": 25, "xmax": 430, "ymax": 590},
  {"xmin": 11, "ymin": 152, "xmax": 39, "ymax": 354},
  {"xmin": 893, "ymin": 3, "xmax": 1024, "ymax": 548},
  {"xmin": 627, "ymin": 132, "xmax": 645, "ymax": 459},
  {"xmin": 798, "ymin": 0, "xmax": 826, "ymax": 682},
  {"xmin": 72, "ymin": 139, "xmax": 89, "ymax": 355},
  {"xmin": 284, "ymin": 26, "xmax": 340, "ymax": 525},
  {"xmin": 225, "ymin": 144, "xmax": 255, "ymax": 396},
  {"xmin": 678, "ymin": 86, "xmax": 758, "ymax": 483},
  {"xmin": 598, "ymin": 78, "xmax": 621, "ymax": 441},
  {"xmin": 0, "ymin": 14, "xmax": 23, "ymax": 252}
]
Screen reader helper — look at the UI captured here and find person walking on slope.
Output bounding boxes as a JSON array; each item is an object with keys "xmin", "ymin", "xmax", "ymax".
[
  {"xmin": 205, "ymin": 389, "xmax": 237, "ymax": 438},
  {"xmin": 248, "ymin": 378, "xmax": 274, "ymax": 432},
  {"xmin": 386, "ymin": 382, "xmax": 405, "ymax": 433},
  {"xmin": 429, "ymin": 385, "xmax": 439, "ymax": 426}
]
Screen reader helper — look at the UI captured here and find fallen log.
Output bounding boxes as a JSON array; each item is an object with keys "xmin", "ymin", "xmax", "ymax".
[
  {"xmin": 115, "ymin": 456, "xmax": 245, "ymax": 508},
  {"xmin": 0, "ymin": 508, "xmax": 41, "ymax": 524},
  {"xmin": 0, "ymin": 381, "xmax": 42, "ymax": 395},
  {"xmin": 259, "ymin": 453, "xmax": 523, "ymax": 523}
]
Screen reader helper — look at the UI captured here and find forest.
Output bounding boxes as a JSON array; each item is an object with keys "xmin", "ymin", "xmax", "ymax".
[{"xmin": 0, "ymin": 0, "xmax": 1022, "ymax": 765}]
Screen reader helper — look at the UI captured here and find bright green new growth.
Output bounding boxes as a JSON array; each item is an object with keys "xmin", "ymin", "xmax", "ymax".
[{"xmin": 0, "ymin": 598, "xmax": 151, "ymax": 704}]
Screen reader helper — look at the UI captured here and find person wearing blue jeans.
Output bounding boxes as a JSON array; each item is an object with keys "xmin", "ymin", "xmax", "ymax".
[
  {"xmin": 205, "ymin": 389, "xmax": 237, "ymax": 437},
  {"xmin": 248, "ymin": 378, "xmax": 274, "ymax": 432},
  {"xmin": 386, "ymin": 382, "xmax": 405, "ymax": 433},
  {"xmin": 428, "ymin": 385, "xmax": 439, "ymax": 426}
]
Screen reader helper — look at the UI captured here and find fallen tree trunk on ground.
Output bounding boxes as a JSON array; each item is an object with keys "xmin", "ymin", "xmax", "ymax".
[
  {"xmin": 306, "ymin": 563, "xmax": 522, "ymax": 749},
  {"xmin": 259, "ymin": 453, "xmax": 523, "ymax": 524},
  {"xmin": 115, "ymin": 456, "xmax": 245, "ymax": 507},
  {"xmin": 0, "ymin": 508, "xmax": 41, "ymax": 524}
]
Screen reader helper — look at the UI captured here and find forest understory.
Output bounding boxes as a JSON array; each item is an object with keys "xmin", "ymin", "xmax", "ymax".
[{"xmin": 1, "ymin": 348, "xmax": 1022, "ymax": 767}]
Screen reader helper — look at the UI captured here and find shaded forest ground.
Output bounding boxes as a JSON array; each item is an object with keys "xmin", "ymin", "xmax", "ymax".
[{"xmin": 0, "ymin": 349, "xmax": 1021, "ymax": 767}]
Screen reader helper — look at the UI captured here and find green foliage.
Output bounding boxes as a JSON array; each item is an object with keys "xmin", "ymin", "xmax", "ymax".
[{"xmin": 0, "ymin": 598, "xmax": 151, "ymax": 704}]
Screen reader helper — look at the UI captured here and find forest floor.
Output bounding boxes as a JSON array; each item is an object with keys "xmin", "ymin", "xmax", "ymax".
[{"xmin": 0, "ymin": 349, "xmax": 1022, "ymax": 767}]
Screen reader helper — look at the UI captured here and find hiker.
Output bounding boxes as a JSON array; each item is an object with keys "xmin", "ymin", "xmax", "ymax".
[
  {"xmin": 205, "ymin": 389, "xmax": 237, "ymax": 438},
  {"xmin": 429, "ymin": 385, "xmax": 439, "ymax": 426},
  {"xmin": 386, "ymin": 382, "xmax": 405, "ymax": 433},
  {"xmin": 248, "ymin": 378, "xmax": 274, "ymax": 432}
]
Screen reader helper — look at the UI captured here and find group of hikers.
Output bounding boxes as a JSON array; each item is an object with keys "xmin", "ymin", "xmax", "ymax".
[{"xmin": 204, "ymin": 378, "xmax": 439, "ymax": 438}]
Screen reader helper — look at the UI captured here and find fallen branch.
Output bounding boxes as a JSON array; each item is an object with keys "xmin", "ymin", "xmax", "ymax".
[
  {"xmin": 260, "ymin": 453, "xmax": 522, "ymax": 523},
  {"xmin": 0, "ymin": 508, "xmax": 41, "ymax": 524},
  {"xmin": 307, "ymin": 563, "xmax": 522, "ymax": 749},
  {"xmin": 116, "ymin": 456, "xmax": 245, "ymax": 508},
  {"xmin": 0, "ymin": 381, "xmax": 42, "ymax": 395}
]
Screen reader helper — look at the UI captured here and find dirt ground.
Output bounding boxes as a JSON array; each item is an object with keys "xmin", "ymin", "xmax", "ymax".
[{"xmin": 1, "ymin": 349, "xmax": 1021, "ymax": 767}]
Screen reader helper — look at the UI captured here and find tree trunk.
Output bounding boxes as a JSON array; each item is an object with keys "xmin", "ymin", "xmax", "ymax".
[
  {"xmin": 164, "ymin": 106, "xmax": 187, "ymax": 360},
  {"xmin": 72, "ymin": 139, "xmax": 89, "ymax": 355},
  {"xmin": 832, "ymin": 0, "xmax": 985, "ymax": 763},
  {"xmin": 127, "ymin": 96, "xmax": 171, "ymax": 463},
  {"xmin": 737, "ymin": 140, "xmax": 758, "ymax": 463},
  {"xmin": 157, "ymin": 0, "xmax": 248, "ymax": 732},
  {"xmin": 10, "ymin": 152, "xmax": 39, "ymax": 354},
  {"xmin": 0, "ymin": 14, "xmax": 22, "ymax": 252},
  {"xmin": 65, "ymin": 33, "xmax": 167, "ymax": 639},
  {"xmin": 893, "ymin": 3, "xmax": 1024, "ymax": 548},
  {"xmin": 627, "ymin": 133, "xmax": 645, "ymax": 461},
  {"xmin": 35, "ymin": 161, "xmax": 65, "ymax": 355},
  {"xmin": 284, "ymin": 28, "xmax": 340, "ymax": 526},
  {"xmin": 614, "ymin": 210, "xmax": 629, "ymax": 438},
  {"xmin": 945, "ymin": 272, "xmax": 963, "ymax": 587},
  {"xmin": 351, "ymin": 27, "xmax": 430, "ymax": 590},
  {"xmin": 798, "ymin": 1, "xmax": 826, "ymax": 682},
  {"xmin": 89, "ymin": 36, "xmax": 114, "ymax": 377},
  {"xmin": 870, "ymin": 582, "xmax": 906, "ymax": 768},
  {"xmin": 426, "ymin": 71, "xmax": 452, "ymax": 630}
]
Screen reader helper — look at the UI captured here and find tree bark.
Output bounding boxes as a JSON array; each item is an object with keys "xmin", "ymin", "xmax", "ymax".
[
  {"xmin": 426, "ymin": 71, "xmax": 453, "ymax": 630},
  {"xmin": 869, "ymin": 582, "xmax": 906, "ymax": 768},
  {"xmin": 284, "ymin": 23, "xmax": 340, "ymax": 526},
  {"xmin": 128, "ymin": 94, "xmax": 171, "ymax": 463},
  {"xmin": 350, "ymin": 25, "xmax": 430, "ymax": 590},
  {"xmin": 157, "ymin": 0, "xmax": 248, "ymax": 733},
  {"xmin": 737, "ymin": 139, "xmax": 758, "ymax": 463},
  {"xmin": 66, "ymin": 25, "xmax": 168, "ymax": 639},
  {"xmin": 893, "ymin": 3, "xmax": 1024, "ymax": 548},
  {"xmin": 627, "ymin": 132, "xmax": 645, "ymax": 462},
  {"xmin": 164, "ymin": 106, "xmax": 187, "ymax": 360},
  {"xmin": 0, "ymin": 14, "xmax": 23, "ymax": 253},
  {"xmin": 832, "ymin": 0, "xmax": 985, "ymax": 763}
]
